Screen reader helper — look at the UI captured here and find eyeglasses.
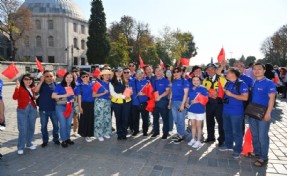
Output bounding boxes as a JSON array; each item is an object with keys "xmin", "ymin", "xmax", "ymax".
[
  {"xmin": 173, "ymin": 70, "xmax": 180, "ymax": 73},
  {"xmin": 45, "ymin": 75, "xmax": 53, "ymax": 78},
  {"xmin": 24, "ymin": 78, "xmax": 31, "ymax": 81},
  {"xmin": 136, "ymin": 72, "xmax": 143, "ymax": 75},
  {"xmin": 123, "ymin": 72, "xmax": 130, "ymax": 74},
  {"xmin": 128, "ymin": 65, "xmax": 134, "ymax": 67},
  {"xmin": 81, "ymin": 75, "xmax": 89, "ymax": 78}
]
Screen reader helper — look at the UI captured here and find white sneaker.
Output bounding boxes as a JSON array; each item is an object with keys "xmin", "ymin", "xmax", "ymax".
[
  {"xmin": 85, "ymin": 137, "xmax": 92, "ymax": 142},
  {"xmin": 98, "ymin": 137, "xmax": 104, "ymax": 142},
  {"xmin": 0, "ymin": 125, "xmax": 5, "ymax": 131},
  {"xmin": 104, "ymin": 135, "xmax": 110, "ymax": 139},
  {"xmin": 192, "ymin": 141, "xmax": 203, "ymax": 148},
  {"xmin": 17, "ymin": 150, "xmax": 24, "ymax": 155},
  {"xmin": 188, "ymin": 139, "xmax": 196, "ymax": 146},
  {"xmin": 73, "ymin": 133, "xmax": 81, "ymax": 137},
  {"xmin": 90, "ymin": 137, "xmax": 96, "ymax": 140},
  {"xmin": 27, "ymin": 145, "xmax": 37, "ymax": 150}
]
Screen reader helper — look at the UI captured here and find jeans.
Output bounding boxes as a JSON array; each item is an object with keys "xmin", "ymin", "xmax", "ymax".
[
  {"xmin": 39, "ymin": 111, "xmax": 59, "ymax": 143},
  {"xmin": 17, "ymin": 104, "xmax": 37, "ymax": 150},
  {"xmin": 152, "ymin": 99, "xmax": 169, "ymax": 135},
  {"xmin": 168, "ymin": 110, "xmax": 173, "ymax": 132},
  {"xmin": 249, "ymin": 117, "xmax": 271, "ymax": 160},
  {"xmin": 171, "ymin": 101, "xmax": 186, "ymax": 137},
  {"xmin": 223, "ymin": 113, "xmax": 244, "ymax": 154},
  {"xmin": 113, "ymin": 102, "xmax": 131, "ymax": 137},
  {"xmin": 56, "ymin": 105, "xmax": 74, "ymax": 141}
]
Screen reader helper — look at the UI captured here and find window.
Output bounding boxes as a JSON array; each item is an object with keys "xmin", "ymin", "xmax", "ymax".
[
  {"xmin": 73, "ymin": 38, "xmax": 78, "ymax": 48},
  {"xmin": 81, "ymin": 40, "xmax": 85, "ymax": 50},
  {"xmin": 73, "ymin": 23, "xmax": 77, "ymax": 32},
  {"xmin": 48, "ymin": 36, "xmax": 54, "ymax": 47},
  {"xmin": 36, "ymin": 56, "xmax": 43, "ymax": 61},
  {"xmin": 48, "ymin": 20, "xmax": 54, "ymax": 30},
  {"xmin": 0, "ymin": 47, "xmax": 4, "ymax": 56},
  {"xmin": 81, "ymin": 58, "xmax": 85, "ymax": 65},
  {"xmin": 73, "ymin": 57, "xmax": 78, "ymax": 65},
  {"xmin": 48, "ymin": 56, "xmax": 55, "ymax": 63},
  {"xmin": 81, "ymin": 25, "xmax": 85, "ymax": 34},
  {"xmin": 24, "ymin": 36, "xmax": 29, "ymax": 47},
  {"xmin": 35, "ymin": 20, "xmax": 41, "ymax": 29},
  {"xmin": 36, "ymin": 36, "xmax": 42, "ymax": 47}
]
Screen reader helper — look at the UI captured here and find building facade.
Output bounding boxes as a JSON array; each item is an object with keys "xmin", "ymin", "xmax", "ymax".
[
  {"xmin": 0, "ymin": 32, "xmax": 10, "ymax": 60},
  {"xmin": 16, "ymin": 0, "xmax": 89, "ymax": 68}
]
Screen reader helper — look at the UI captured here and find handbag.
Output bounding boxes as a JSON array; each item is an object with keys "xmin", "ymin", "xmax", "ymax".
[
  {"xmin": 56, "ymin": 97, "xmax": 68, "ymax": 105},
  {"xmin": 244, "ymin": 102, "xmax": 267, "ymax": 120}
]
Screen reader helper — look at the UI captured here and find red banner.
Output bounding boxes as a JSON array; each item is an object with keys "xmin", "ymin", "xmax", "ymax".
[{"xmin": 1, "ymin": 63, "xmax": 19, "ymax": 80}]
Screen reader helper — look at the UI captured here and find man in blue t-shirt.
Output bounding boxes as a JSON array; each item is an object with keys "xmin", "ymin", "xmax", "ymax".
[{"xmin": 34, "ymin": 70, "xmax": 59, "ymax": 147}]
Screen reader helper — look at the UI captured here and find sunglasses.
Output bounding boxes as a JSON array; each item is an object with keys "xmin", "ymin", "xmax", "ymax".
[
  {"xmin": 136, "ymin": 72, "xmax": 143, "ymax": 75},
  {"xmin": 45, "ymin": 75, "xmax": 53, "ymax": 78},
  {"xmin": 81, "ymin": 75, "xmax": 89, "ymax": 78},
  {"xmin": 128, "ymin": 65, "xmax": 134, "ymax": 67},
  {"xmin": 24, "ymin": 78, "xmax": 31, "ymax": 81}
]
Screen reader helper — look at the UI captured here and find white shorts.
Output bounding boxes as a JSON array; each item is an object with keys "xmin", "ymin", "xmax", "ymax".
[{"xmin": 187, "ymin": 112, "xmax": 206, "ymax": 121}]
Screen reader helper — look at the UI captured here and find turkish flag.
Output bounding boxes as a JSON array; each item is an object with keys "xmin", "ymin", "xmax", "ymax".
[
  {"xmin": 141, "ymin": 83, "xmax": 155, "ymax": 112},
  {"xmin": 92, "ymin": 68, "xmax": 101, "ymax": 77},
  {"xmin": 160, "ymin": 59, "xmax": 165, "ymax": 69},
  {"xmin": 180, "ymin": 58, "xmax": 190, "ymax": 66},
  {"xmin": 92, "ymin": 81, "xmax": 102, "ymax": 93},
  {"xmin": 57, "ymin": 69, "xmax": 67, "ymax": 78},
  {"xmin": 217, "ymin": 80, "xmax": 224, "ymax": 99},
  {"xmin": 1, "ymin": 63, "xmax": 19, "ymax": 80},
  {"xmin": 36, "ymin": 57, "xmax": 44, "ymax": 72},
  {"xmin": 194, "ymin": 93, "xmax": 208, "ymax": 106},
  {"xmin": 217, "ymin": 48, "xmax": 225, "ymax": 63},
  {"xmin": 63, "ymin": 102, "xmax": 73, "ymax": 118},
  {"xmin": 139, "ymin": 55, "xmax": 145, "ymax": 68}
]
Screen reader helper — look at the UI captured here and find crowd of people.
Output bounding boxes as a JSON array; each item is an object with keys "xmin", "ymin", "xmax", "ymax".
[{"xmin": 1, "ymin": 60, "xmax": 283, "ymax": 167}]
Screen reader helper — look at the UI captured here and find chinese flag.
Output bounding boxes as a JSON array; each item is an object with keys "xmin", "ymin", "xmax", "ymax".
[
  {"xmin": 1, "ymin": 63, "xmax": 19, "ymax": 80},
  {"xmin": 273, "ymin": 75, "xmax": 279, "ymax": 84},
  {"xmin": 217, "ymin": 80, "xmax": 224, "ymax": 99},
  {"xmin": 57, "ymin": 69, "xmax": 67, "ymax": 78},
  {"xmin": 141, "ymin": 83, "xmax": 155, "ymax": 112},
  {"xmin": 92, "ymin": 68, "xmax": 101, "ymax": 77},
  {"xmin": 217, "ymin": 48, "xmax": 225, "ymax": 63},
  {"xmin": 160, "ymin": 59, "xmax": 165, "ymax": 69},
  {"xmin": 65, "ymin": 87, "xmax": 74, "ymax": 95},
  {"xmin": 123, "ymin": 87, "xmax": 133, "ymax": 98},
  {"xmin": 63, "ymin": 102, "xmax": 73, "ymax": 118},
  {"xmin": 92, "ymin": 81, "xmax": 102, "ymax": 93},
  {"xmin": 194, "ymin": 93, "xmax": 208, "ymax": 106},
  {"xmin": 139, "ymin": 55, "xmax": 145, "ymax": 68},
  {"xmin": 180, "ymin": 58, "xmax": 190, "ymax": 66},
  {"xmin": 36, "ymin": 57, "xmax": 44, "ymax": 72}
]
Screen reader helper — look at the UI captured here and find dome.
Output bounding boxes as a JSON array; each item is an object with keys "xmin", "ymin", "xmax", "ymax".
[{"xmin": 22, "ymin": 0, "xmax": 86, "ymax": 20}]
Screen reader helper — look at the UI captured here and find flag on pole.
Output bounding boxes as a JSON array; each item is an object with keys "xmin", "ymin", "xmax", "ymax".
[
  {"xmin": 217, "ymin": 48, "xmax": 225, "ymax": 63},
  {"xmin": 194, "ymin": 93, "xmax": 209, "ymax": 106},
  {"xmin": 92, "ymin": 81, "xmax": 102, "ymax": 93},
  {"xmin": 160, "ymin": 59, "xmax": 165, "ymax": 69},
  {"xmin": 1, "ymin": 63, "xmax": 19, "ymax": 80},
  {"xmin": 217, "ymin": 80, "xmax": 224, "ymax": 99},
  {"xmin": 139, "ymin": 55, "xmax": 145, "ymax": 68},
  {"xmin": 180, "ymin": 58, "xmax": 190, "ymax": 66},
  {"xmin": 36, "ymin": 57, "xmax": 44, "ymax": 72},
  {"xmin": 92, "ymin": 68, "xmax": 101, "ymax": 77},
  {"xmin": 57, "ymin": 69, "xmax": 67, "ymax": 78}
]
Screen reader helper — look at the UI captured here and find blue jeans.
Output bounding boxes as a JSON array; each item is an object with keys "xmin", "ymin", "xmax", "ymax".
[
  {"xmin": 171, "ymin": 101, "xmax": 186, "ymax": 137},
  {"xmin": 39, "ymin": 111, "xmax": 59, "ymax": 143},
  {"xmin": 56, "ymin": 105, "xmax": 74, "ymax": 141},
  {"xmin": 249, "ymin": 117, "xmax": 271, "ymax": 160},
  {"xmin": 17, "ymin": 104, "xmax": 37, "ymax": 150},
  {"xmin": 223, "ymin": 113, "xmax": 244, "ymax": 154}
]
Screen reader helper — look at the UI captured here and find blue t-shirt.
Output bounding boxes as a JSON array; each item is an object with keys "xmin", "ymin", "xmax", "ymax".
[
  {"xmin": 187, "ymin": 85, "xmax": 208, "ymax": 114},
  {"xmin": 53, "ymin": 84, "xmax": 74, "ymax": 103},
  {"xmin": 151, "ymin": 77, "xmax": 170, "ymax": 99},
  {"xmin": 223, "ymin": 80, "xmax": 249, "ymax": 115},
  {"xmin": 252, "ymin": 77, "xmax": 276, "ymax": 107},
  {"xmin": 129, "ymin": 78, "xmax": 149, "ymax": 106},
  {"xmin": 38, "ymin": 82, "xmax": 56, "ymax": 111},
  {"xmin": 171, "ymin": 78, "xmax": 190, "ymax": 101},
  {"xmin": 74, "ymin": 82, "xmax": 95, "ymax": 103},
  {"xmin": 0, "ymin": 79, "xmax": 3, "ymax": 100},
  {"xmin": 240, "ymin": 75, "xmax": 253, "ymax": 88},
  {"xmin": 96, "ymin": 80, "xmax": 110, "ymax": 99}
]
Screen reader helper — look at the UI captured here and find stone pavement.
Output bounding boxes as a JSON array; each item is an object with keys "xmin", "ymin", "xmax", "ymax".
[{"xmin": 0, "ymin": 84, "xmax": 287, "ymax": 176}]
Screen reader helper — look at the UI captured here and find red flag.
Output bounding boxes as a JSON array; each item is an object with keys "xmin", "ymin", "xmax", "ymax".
[
  {"xmin": 1, "ymin": 63, "xmax": 19, "ymax": 80},
  {"xmin": 63, "ymin": 102, "xmax": 73, "ymax": 118},
  {"xmin": 217, "ymin": 48, "xmax": 225, "ymax": 63},
  {"xmin": 123, "ymin": 87, "xmax": 133, "ymax": 98},
  {"xmin": 92, "ymin": 68, "xmax": 101, "ymax": 77},
  {"xmin": 180, "ymin": 58, "xmax": 190, "ymax": 66},
  {"xmin": 273, "ymin": 75, "xmax": 279, "ymax": 84},
  {"xmin": 194, "ymin": 93, "xmax": 209, "ymax": 106},
  {"xmin": 141, "ymin": 83, "xmax": 155, "ymax": 112},
  {"xmin": 160, "ymin": 59, "xmax": 165, "ymax": 69},
  {"xmin": 57, "ymin": 69, "xmax": 67, "ymax": 78},
  {"xmin": 217, "ymin": 80, "xmax": 224, "ymax": 99},
  {"xmin": 139, "ymin": 55, "xmax": 145, "ymax": 68},
  {"xmin": 36, "ymin": 57, "xmax": 44, "ymax": 72},
  {"xmin": 92, "ymin": 81, "xmax": 102, "ymax": 93}
]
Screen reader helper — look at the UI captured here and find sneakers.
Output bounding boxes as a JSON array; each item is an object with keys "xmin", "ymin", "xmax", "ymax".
[
  {"xmin": 218, "ymin": 146, "xmax": 233, "ymax": 152},
  {"xmin": 66, "ymin": 139, "xmax": 74, "ymax": 145},
  {"xmin": 104, "ymin": 135, "xmax": 110, "ymax": 139},
  {"xmin": 73, "ymin": 133, "xmax": 81, "ymax": 137},
  {"xmin": 54, "ymin": 141, "xmax": 60, "ymax": 145},
  {"xmin": 132, "ymin": 131, "xmax": 139, "ymax": 136},
  {"xmin": 232, "ymin": 153, "xmax": 240, "ymax": 159},
  {"xmin": 192, "ymin": 141, "xmax": 203, "ymax": 148},
  {"xmin": 171, "ymin": 135, "xmax": 180, "ymax": 141},
  {"xmin": 151, "ymin": 133, "xmax": 159, "ymax": 138},
  {"xmin": 0, "ymin": 125, "xmax": 5, "ymax": 131},
  {"xmin": 27, "ymin": 145, "xmax": 37, "ymax": 150},
  {"xmin": 61, "ymin": 141, "xmax": 68, "ymax": 148},
  {"xmin": 173, "ymin": 137, "xmax": 183, "ymax": 144},
  {"xmin": 90, "ymin": 137, "xmax": 96, "ymax": 140},
  {"xmin": 98, "ymin": 137, "xmax": 104, "ymax": 142},
  {"xmin": 41, "ymin": 142, "xmax": 48, "ymax": 148},
  {"xmin": 188, "ymin": 139, "xmax": 196, "ymax": 146},
  {"xmin": 161, "ymin": 134, "xmax": 168, "ymax": 140},
  {"xmin": 85, "ymin": 137, "xmax": 92, "ymax": 142},
  {"xmin": 17, "ymin": 150, "xmax": 24, "ymax": 155}
]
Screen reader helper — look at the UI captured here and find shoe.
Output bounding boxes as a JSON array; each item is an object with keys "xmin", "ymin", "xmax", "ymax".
[
  {"xmin": 90, "ymin": 137, "xmax": 96, "ymax": 140},
  {"xmin": 0, "ymin": 125, "xmax": 5, "ymax": 131},
  {"xmin": 104, "ymin": 135, "xmax": 110, "ymax": 139},
  {"xmin": 73, "ymin": 133, "xmax": 81, "ymax": 137},
  {"xmin": 41, "ymin": 142, "xmax": 48, "ymax": 148},
  {"xmin": 204, "ymin": 138, "xmax": 215, "ymax": 143},
  {"xmin": 85, "ymin": 137, "xmax": 92, "ymax": 142},
  {"xmin": 151, "ymin": 133, "xmax": 159, "ymax": 138},
  {"xmin": 61, "ymin": 141, "xmax": 68, "ymax": 148},
  {"xmin": 27, "ymin": 145, "xmax": 37, "ymax": 150},
  {"xmin": 98, "ymin": 137, "xmax": 104, "ymax": 142},
  {"xmin": 188, "ymin": 139, "xmax": 196, "ymax": 146},
  {"xmin": 232, "ymin": 153, "xmax": 240, "ymax": 159},
  {"xmin": 112, "ymin": 127, "xmax": 115, "ymax": 131},
  {"xmin": 54, "ymin": 141, "xmax": 60, "ymax": 145},
  {"xmin": 122, "ymin": 136, "xmax": 127, "ymax": 140},
  {"xmin": 132, "ymin": 131, "xmax": 139, "ymax": 136},
  {"xmin": 66, "ymin": 139, "xmax": 74, "ymax": 145},
  {"xmin": 17, "ymin": 150, "xmax": 24, "ymax": 155},
  {"xmin": 218, "ymin": 146, "xmax": 233, "ymax": 152},
  {"xmin": 173, "ymin": 137, "xmax": 183, "ymax": 144},
  {"xmin": 161, "ymin": 135, "xmax": 168, "ymax": 140},
  {"xmin": 143, "ymin": 133, "xmax": 148, "ymax": 136},
  {"xmin": 0, "ymin": 153, "xmax": 2, "ymax": 159},
  {"xmin": 192, "ymin": 141, "xmax": 203, "ymax": 148},
  {"xmin": 171, "ymin": 135, "xmax": 180, "ymax": 141}
]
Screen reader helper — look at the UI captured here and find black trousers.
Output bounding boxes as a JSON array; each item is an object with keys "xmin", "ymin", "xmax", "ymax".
[
  {"xmin": 78, "ymin": 102, "xmax": 94, "ymax": 137},
  {"xmin": 152, "ymin": 99, "xmax": 169, "ymax": 135},
  {"xmin": 206, "ymin": 99, "xmax": 224, "ymax": 143},
  {"xmin": 113, "ymin": 102, "xmax": 131, "ymax": 137},
  {"xmin": 132, "ymin": 104, "xmax": 149, "ymax": 134}
]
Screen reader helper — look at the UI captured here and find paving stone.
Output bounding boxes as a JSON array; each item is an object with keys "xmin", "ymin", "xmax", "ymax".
[{"xmin": 273, "ymin": 164, "xmax": 287, "ymax": 174}]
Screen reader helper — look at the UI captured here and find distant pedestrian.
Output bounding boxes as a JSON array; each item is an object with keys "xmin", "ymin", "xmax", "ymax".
[{"xmin": 0, "ymin": 78, "xmax": 4, "ymax": 159}]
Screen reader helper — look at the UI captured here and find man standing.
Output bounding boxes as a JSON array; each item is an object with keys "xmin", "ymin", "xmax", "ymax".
[
  {"xmin": 0, "ymin": 78, "xmax": 4, "ymax": 159},
  {"xmin": 34, "ymin": 70, "xmax": 60, "ymax": 147}
]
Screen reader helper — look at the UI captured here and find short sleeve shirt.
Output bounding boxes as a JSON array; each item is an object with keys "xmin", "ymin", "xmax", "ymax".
[
  {"xmin": 252, "ymin": 77, "xmax": 276, "ymax": 107},
  {"xmin": 171, "ymin": 78, "xmax": 190, "ymax": 101},
  {"xmin": 187, "ymin": 86, "xmax": 208, "ymax": 114}
]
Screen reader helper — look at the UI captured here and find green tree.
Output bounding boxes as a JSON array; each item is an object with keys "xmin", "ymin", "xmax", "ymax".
[
  {"xmin": 228, "ymin": 58, "xmax": 236, "ymax": 66},
  {"xmin": 239, "ymin": 54, "xmax": 245, "ymax": 63},
  {"xmin": 86, "ymin": 0, "xmax": 111, "ymax": 64},
  {"xmin": 245, "ymin": 56, "xmax": 256, "ymax": 66},
  {"xmin": 107, "ymin": 34, "xmax": 130, "ymax": 67}
]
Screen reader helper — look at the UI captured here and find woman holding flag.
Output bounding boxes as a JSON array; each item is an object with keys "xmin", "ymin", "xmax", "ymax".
[
  {"xmin": 92, "ymin": 70, "xmax": 112, "ymax": 142},
  {"xmin": 52, "ymin": 72, "xmax": 76, "ymax": 148}
]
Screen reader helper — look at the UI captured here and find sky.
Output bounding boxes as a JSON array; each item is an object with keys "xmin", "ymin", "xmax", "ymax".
[{"xmin": 74, "ymin": 0, "xmax": 287, "ymax": 65}]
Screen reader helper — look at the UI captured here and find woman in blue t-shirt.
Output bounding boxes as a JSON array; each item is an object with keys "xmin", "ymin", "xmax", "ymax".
[
  {"xmin": 185, "ymin": 76, "xmax": 208, "ymax": 148},
  {"xmin": 52, "ymin": 72, "xmax": 76, "ymax": 148}
]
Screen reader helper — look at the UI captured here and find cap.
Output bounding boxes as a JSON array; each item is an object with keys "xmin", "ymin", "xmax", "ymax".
[
  {"xmin": 114, "ymin": 67, "xmax": 123, "ymax": 72},
  {"xmin": 206, "ymin": 63, "xmax": 217, "ymax": 69}
]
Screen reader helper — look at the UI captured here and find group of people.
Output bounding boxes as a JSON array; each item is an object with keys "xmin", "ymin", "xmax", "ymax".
[{"xmin": 7, "ymin": 60, "xmax": 278, "ymax": 167}]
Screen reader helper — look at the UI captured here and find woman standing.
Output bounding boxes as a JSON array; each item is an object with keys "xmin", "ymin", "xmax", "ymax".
[
  {"xmin": 93, "ymin": 70, "xmax": 112, "ymax": 142},
  {"xmin": 75, "ymin": 71, "xmax": 95, "ymax": 142},
  {"xmin": 52, "ymin": 72, "xmax": 76, "ymax": 148},
  {"xmin": 165, "ymin": 69, "xmax": 173, "ymax": 133},
  {"xmin": 12, "ymin": 74, "xmax": 37, "ymax": 155}
]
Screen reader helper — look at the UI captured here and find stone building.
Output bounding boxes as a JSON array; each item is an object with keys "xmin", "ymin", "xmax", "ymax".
[
  {"xmin": 16, "ymin": 0, "xmax": 89, "ymax": 68},
  {"xmin": 0, "ymin": 32, "xmax": 10, "ymax": 60}
]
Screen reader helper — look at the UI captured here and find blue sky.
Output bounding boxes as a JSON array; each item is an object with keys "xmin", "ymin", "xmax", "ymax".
[{"xmin": 75, "ymin": 0, "xmax": 287, "ymax": 65}]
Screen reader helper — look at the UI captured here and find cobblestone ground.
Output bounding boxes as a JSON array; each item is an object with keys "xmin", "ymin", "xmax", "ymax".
[{"xmin": 0, "ymin": 84, "xmax": 286, "ymax": 176}]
